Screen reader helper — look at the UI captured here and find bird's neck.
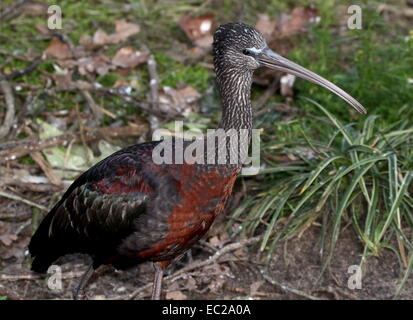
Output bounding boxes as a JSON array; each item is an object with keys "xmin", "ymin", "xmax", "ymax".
[
  {"xmin": 211, "ymin": 69, "xmax": 253, "ymax": 166},
  {"xmin": 217, "ymin": 70, "xmax": 253, "ymax": 131}
]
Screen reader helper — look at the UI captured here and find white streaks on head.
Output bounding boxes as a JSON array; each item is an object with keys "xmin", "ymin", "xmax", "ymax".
[{"xmin": 246, "ymin": 47, "xmax": 263, "ymax": 54}]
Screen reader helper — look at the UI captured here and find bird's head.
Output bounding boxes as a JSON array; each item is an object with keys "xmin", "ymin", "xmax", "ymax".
[{"xmin": 213, "ymin": 22, "xmax": 366, "ymax": 114}]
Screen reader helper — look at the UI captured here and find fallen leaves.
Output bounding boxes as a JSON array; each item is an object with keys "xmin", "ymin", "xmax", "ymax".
[
  {"xmin": 83, "ymin": 20, "xmax": 141, "ymax": 49},
  {"xmin": 112, "ymin": 47, "xmax": 149, "ymax": 69},
  {"xmin": 94, "ymin": 21, "xmax": 139, "ymax": 46},
  {"xmin": 255, "ymin": 14, "xmax": 277, "ymax": 41},
  {"xmin": 278, "ymin": 6, "xmax": 320, "ymax": 37},
  {"xmin": 43, "ymin": 20, "xmax": 146, "ymax": 79},
  {"xmin": 77, "ymin": 55, "xmax": 114, "ymax": 76},
  {"xmin": 165, "ymin": 290, "xmax": 188, "ymax": 300},
  {"xmin": 0, "ymin": 220, "xmax": 28, "ymax": 263},
  {"xmin": 256, "ymin": 6, "xmax": 319, "ymax": 41},
  {"xmin": 378, "ymin": 3, "xmax": 413, "ymax": 19},
  {"xmin": 0, "ymin": 232, "xmax": 17, "ymax": 247},
  {"xmin": 254, "ymin": 6, "xmax": 319, "ymax": 89},
  {"xmin": 45, "ymin": 38, "xmax": 73, "ymax": 60},
  {"xmin": 159, "ymin": 85, "xmax": 201, "ymax": 117},
  {"xmin": 21, "ymin": 1, "xmax": 48, "ymax": 17},
  {"xmin": 179, "ymin": 13, "xmax": 215, "ymax": 48}
]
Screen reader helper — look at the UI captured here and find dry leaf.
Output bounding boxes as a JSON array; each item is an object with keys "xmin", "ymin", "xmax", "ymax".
[
  {"xmin": 159, "ymin": 85, "xmax": 201, "ymax": 117},
  {"xmin": 21, "ymin": 1, "xmax": 47, "ymax": 16},
  {"xmin": 194, "ymin": 35, "xmax": 213, "ymax": 48},
  {"xmin": 112, "ymin": 47, "xmax": 149, "ymax": 69},
  {"xmin": 79, "ymin": 34, "xmax": 94, "ymax": 49},
  {"xmin": 52, "ymin": 71, "xmax": 73, "ymax": 89},
  {"xmin": 250, "ymin": 281, "xmax": 264, "ymax": 296},
  {"xmin": 113, "ymin": 20, "xmax": 141, "ymax": 41},
  {"xmin": 208, "ymin": 236, "xmax": 220, "ymax": 246},
  {"xmin": 185, "ymin": 276, "xmax": 197, "ymax": 291},
  {"xmin": 77, "ymin": 55, "xmax": 114, "ymax": 76},
  {"xmin": 93, "ymin": 29, "xmax": 109, "ymax": 46},
  {"xmin": 255, "ymin": 14, "xmax": 277, "ymax": 40},
  {"xmin": 179, "ymin": 13, "xmax": 215, "ymax": 48},
  {"xmin": 378, "ymin": 4, "xmax": 413, "ymax": 19},
  {"xmin": 31, "ymin": 151, "xmax": 62, "ymax": 186},
  {"xmin": 45, "ymin": 38, "xmax": 73, "ymax": 60},
  {"xmin": 165, "ymin": 290, "xmax": 187, "ymax": 300},
  {"xmin": 91, "ymin": 21, "xmax": 140, "ymax": 47},
  {"xmin": 0, "ymin": 234, "xmax": 17, "ymax": 246},
  {"xmin": 277, "ymin": 6, "xmax": 319, "ymax": 37},
  {"xmin": 256, "ymin": 6, "xmax": 319, "ymax": 42},
  {"xmin": 254, "ymin": 7, "xmax": 319, "ymax": 86},
  {"xmin": 174, "ymin": 86, "xmax": 201, "ymax": 104}
]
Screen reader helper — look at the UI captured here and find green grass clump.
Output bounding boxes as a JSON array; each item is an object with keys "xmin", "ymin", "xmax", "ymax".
[
  {"xmin": 155, "ymin": 53, "xmax": 210, "ymax": 92},
  {"xmin": 230, "ymin": 99, "xmax": 413, "ymax": 295}
]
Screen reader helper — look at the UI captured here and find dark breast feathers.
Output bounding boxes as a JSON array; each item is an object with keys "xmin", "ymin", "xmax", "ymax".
[{"xmin": 29, "ymin": 141, "xmax": 239, "ymax": 272}]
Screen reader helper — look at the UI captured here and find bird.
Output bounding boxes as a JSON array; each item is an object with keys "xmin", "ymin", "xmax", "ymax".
[{"xmin": 28, "ymin": 22, "xmax": 366, "ymax": 300}]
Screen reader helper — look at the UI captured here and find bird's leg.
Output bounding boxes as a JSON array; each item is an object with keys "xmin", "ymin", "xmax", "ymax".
[
  {"xmin": 151, "ymin": 262, "xmax": 164, "ymax": 300},
  {"xmin": 73, "ymin": 264, "xmax": 94, "ymax": 300}
]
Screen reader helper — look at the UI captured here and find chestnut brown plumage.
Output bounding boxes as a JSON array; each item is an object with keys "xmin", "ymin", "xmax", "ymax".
[{"xmin": 29, "ymin": 22, "xmax": 365, "ymax": 300}]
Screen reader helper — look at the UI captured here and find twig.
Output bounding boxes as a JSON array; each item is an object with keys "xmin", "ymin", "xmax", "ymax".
[
  {"xmin": 146, "ymin": 52, "xmax": 161, "ymax": 132},
  {"xmin": 0, "ymin": 270, "xmax": 85, "ymax": 281},
  {"xmin": 31, "ymin": 151, "xmax": 62, "ymax": 186},
  {"xmin": 260, "ymin": 268, "xmax": 323, "ymax": 300},
  {"xmin": 44, "ymin": 81, "xmax": 167, "ymax": 118},
  {"xmin": 81, "ymin": 91, "xmax": 116, "ymax": 119},
  {"xmin": 15, "ymin": 220, "xmax": 31, "ymax": 236},
  {"xmin": 4, "ymin": 57, "xmax": 41, "ymax": 80},
  {"xmin": 0, "ymin": 212, "xmax": 31, "ymax": 222},
  {"xmin": 0, "ymin": 124, "xmax": 148, "ymax": 162},
  {"xmin": 0, "ymin": 190, "xmax": 48, "ymax": 211},
  {"xmin": 121, "ymin": 236, "xmax": 261, "ymax": 300},
  {"xmin": 0, "ymin": 174, "xmax": 69, "ymax": 193},
  {"xmin": 0, "ymin": 0, "xmax": 28, "ymax": 23},
  {"xmin": 0, "ymin": 80, "xmax": 15, "ymax": 140},
  {"xmin": 253, "ymin": 78, "xmax": 279, "ymax": 112},
  {"xmin": 81, "ymin": 91, "xmax": 104, "ymax": 126}
]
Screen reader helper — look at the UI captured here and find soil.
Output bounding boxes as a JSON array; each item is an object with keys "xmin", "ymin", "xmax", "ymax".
[{"xmin": 1, "ymin": 195, "xmax": 411, "ymax": 300}]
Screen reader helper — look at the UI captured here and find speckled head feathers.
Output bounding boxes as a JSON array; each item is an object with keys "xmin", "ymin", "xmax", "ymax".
[
  {"xmin": 213, "ymin": 23, "xmax": 267, "ymax": 71},
  {"xmin": 213, "ymin": 22, "xmax": 266, "ymax": 53}
]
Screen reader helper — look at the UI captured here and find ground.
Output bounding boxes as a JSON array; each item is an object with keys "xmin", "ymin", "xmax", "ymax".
[{"xmin": 1, "ymin": 196, "xmax": 411, "ymax": 300}]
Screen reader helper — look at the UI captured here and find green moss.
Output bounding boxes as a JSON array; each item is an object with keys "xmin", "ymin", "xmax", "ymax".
[
  {"xmin": 96, "ymin": 72, "xmax": 122, "ymax": 88},
  {"xmin": 19, "ymin": 156, "xmax": 36, "ymax": 166},
  {"xmin": 155, "ymin": 52, "xmax": 211, "ymax": 92}
]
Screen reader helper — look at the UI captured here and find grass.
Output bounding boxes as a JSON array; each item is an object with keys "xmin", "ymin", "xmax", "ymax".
[
  {"xmin": 288, "ymin": 2, "xmax": 413, "ymax": 122},
  {"xmin": 232, "ymin": 100, "xmax": 413, "ymax": 293}
]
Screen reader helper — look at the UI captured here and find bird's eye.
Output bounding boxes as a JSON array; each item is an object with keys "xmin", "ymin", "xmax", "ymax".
[{"xmin": 242, "ymin": 49, "xmax": 252, "ymax": 56}]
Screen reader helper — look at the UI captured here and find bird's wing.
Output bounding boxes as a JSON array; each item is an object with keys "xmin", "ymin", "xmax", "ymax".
[{"xmin": 29, "ymin": 142, "xmax": 162, "ymax": 272}]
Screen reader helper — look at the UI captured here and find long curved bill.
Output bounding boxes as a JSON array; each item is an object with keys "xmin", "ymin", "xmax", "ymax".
[{"xmin": 249, "ymin": 47, "xmax": 367, "ymax": 114}]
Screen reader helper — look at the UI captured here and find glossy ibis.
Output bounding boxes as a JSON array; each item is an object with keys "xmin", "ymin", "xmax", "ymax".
[{"xmin": 29, "ymin": 22, "xmax": 366, "ymax": 300}]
